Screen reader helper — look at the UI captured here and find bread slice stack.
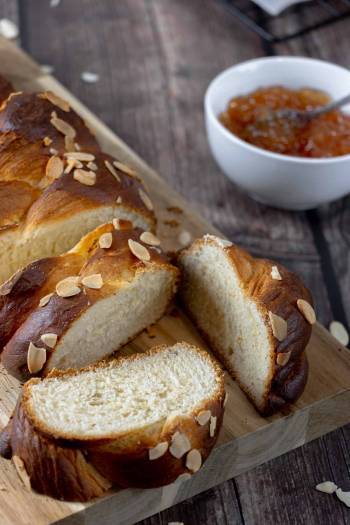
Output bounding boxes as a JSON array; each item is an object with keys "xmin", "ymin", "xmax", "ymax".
[
  {"xmin": 178, "ymin": 235, "xmax": 315, "ymax": 414},
  {"xmin": 0, "ymin": 90, "xmax": 155, "ymax": 284},
  {"xmin": 0, "ymin": 221, "xmax": 179, "ymax": 381},
  {"xmin": 0, "ymin": 343, "xmax": 225, "ymax": 501}
]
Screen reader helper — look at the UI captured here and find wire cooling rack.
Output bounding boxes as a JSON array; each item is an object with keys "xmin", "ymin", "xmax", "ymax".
[{"xmin": 220, "ymin": 0, "xmax": 350, "ymax": 42}]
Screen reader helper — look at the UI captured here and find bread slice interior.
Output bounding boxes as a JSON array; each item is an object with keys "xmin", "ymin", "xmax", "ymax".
[
  {"xmin": 179, "ymin": 239, "xmax": 272, "ymax": 412},
  {"xmin": 47, "ymin": 268, "xmax": 175, "ymax": 371},
  {"xmin": 28, "ymin": 343, "xmax": 221, "ymax": 439}
]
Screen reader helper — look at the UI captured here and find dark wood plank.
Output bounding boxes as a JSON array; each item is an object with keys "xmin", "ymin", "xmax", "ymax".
[{"xmin": 16, "ymin": 1, "xmax": 350, "ymax": 524}]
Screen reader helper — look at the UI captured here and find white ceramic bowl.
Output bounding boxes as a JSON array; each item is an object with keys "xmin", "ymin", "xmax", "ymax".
[{"xmin": 205, "ymin": 57, "xmax": 350, "ymax": 210}]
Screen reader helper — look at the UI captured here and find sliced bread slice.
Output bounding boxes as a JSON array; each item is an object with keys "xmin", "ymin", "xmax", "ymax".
[
  {"xmin": 1, "ymin": 343, "xmax": 225, "ymax": 501},
  {"xmin": 0, "ymin": 221, "xmax": 179, "ymax": 380},
  {"xmin": 178, "ymin": 235, "xmax": 314, "ymax": 414}
]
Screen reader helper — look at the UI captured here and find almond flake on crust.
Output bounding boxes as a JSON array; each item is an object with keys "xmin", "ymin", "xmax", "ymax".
[
  {"xmin": 43, "ymin": 136, "xmax": 53, "ymax": 146},
  {"xmin": 297, "ymin": 299, "xmax": 316, "ymax": 325},
  {"xmin": 195, "ymin": 410, "xmax": 211, "ymax": 426},
  {"xmin": 116, "ymin": 196, "xmax": 123, "ymax": 204},
  {"xmin": 40, "ymin": 333, "xmax": 58, "ymax": 349},
  {"xmin": 268, "ymin": 311, "xmax": 287, "ymax": 341},
  {"xmin": 39, "ymin": 91, "xmax": 70, "ymax": 112},
  {"xmin": 46, "ymin": 156, "xmax": 63, "ymax": 180},
  {"xmin": 50, "ymin": 116, "xmax": 76, "ymax": 138},
  {"xmin": 276, "ymin": 351, "xmax": 291, "ymax": 366},
  {"xmin": 99, "ymin": 233, "xmax": 113, "ymax": 249},
  {"xmin": 104, "ymin": 160, "xmax": 121, "ymax": 182},
  {"xmin": 39, "ymin": 293, "xmax": 54, "ymax": 307},
  {"xmin": 27, "ymin": 343, "xmax": 47, "ymax": 374},
  {"xmin": 169, "ymin": 431, "xmax": 191, "ymax": 459},
  {"xmin": 113, "ymin": 218, "xmax": 121, "ymax": 230},
  {"xmin": 113, "ymin": 160, "xmax": 136, "ymax": 177},
  {"xmin": 149, "ymin": 442, "xmax": 169, "ymax": 460},
  {"xmin": 87, "ymin": 161, "xmax": 98, "ymax": 171},
  {"xmin": 128, "ymin": 239, "xmax": 150, "ymax": 262},
  {"xmin": 73, "ymin": 169, "xmax": 96, "ymax": 186},
  {"xmin": 81, "ymin": 273, "xmax": 103, "ymax": 289},
  {"xmin": 138, "ymin": 188, "xmax": 154, "ymax": 211},
  {"xmin": 64, "ymin": 152, "xmax": 95, "ymax": 162},
  {"xmin": 56, "ymin": 277, "xmax": 81, "ymax": 297},
  {"xmin": 186, "ymin": 449, "xmax": 202, "ymax": 472},
  {"xmin": 209, "ymin": 416, "xmax": 217, "ymax": 437},
  {"xmin": 271, "ymin": 265, "xmax": 282, "ymax": 280},
  {"xmin": 140, "ymin": 231, "xmax": 161, "ymax": 246}
]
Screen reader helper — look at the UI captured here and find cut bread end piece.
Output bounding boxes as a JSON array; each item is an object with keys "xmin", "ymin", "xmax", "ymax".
[
  {"xmin": 2, "ymin": 343, "xmax": 225, "ymax": 500},
  {"xmin": 178, "ymin": 235, "xmax": 312, "ymax": 414}
]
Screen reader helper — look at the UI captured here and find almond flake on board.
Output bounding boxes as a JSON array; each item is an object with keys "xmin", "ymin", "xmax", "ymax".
[
  {"xmin": 39, "ymin": 293, "xmax": 54, "ymax": 307},
  {"xmin": 316, "ymin": 481, "xmax": 337, "ymax": 494},
  {"xmin": 268, "ymin": 312, "xmax": 287, "ymax": 341},
  {"xmin": 0, "ymin": 19, "xmax": 19, "ymax": 40},
  {"xmin": 149, "ymin": 442, "xmax": 169, "ymax": 460},
  {"xmin": 195, "ymin": 410, "xmax": 211, "ymax": 426},
  {"xmin": 297, "ymin": 299, "xmax": 316, "ymax": 325},
  {"xmin": 104, "ymin": 160, "xmax": 121, "ymax": 182},
  {"xmin": 12, "ymin": 456, "xmax": 31, "ymax": 490},
  {"xmin": 128, "ymin": 239, "xmax": 150, "ymax": 262},
  {"xmin": 271, "ymin": 265, "xmax": 282, "ymax": 280},
  {"xmin": 65, "ymin": 152, "xmax": 95, "ymax": 162},
  {"xmin": 99, "ymin": 233, "xmax": 113, "ymax": 249},
  {"xmin": 186, "ymin": 449, "xmax": 202, "ymax": 472},
  {"xmin": 116, "ymin": 196, "xmax": 123, "ymax": 204},
  {"xmin": 329, "ymin": 321, "xmax": 349, "ymax": 347},
  {"xmin": 113, "ymin": 160, "xmax": 136, "ymax": 177},
  {"xmin": 169, "ymin": 432, "xmax": 191, "ymax": 459},
  {"xmin": 138, "ymin": 189, "xmax": 154, "ymax": 211},
  {"xmin": 336, "ymin": 488, "xmax": 350, "ymax": 508},
  {"xmin": 210, "ymin": 416, "xmax": 217, "ymax": 437},
  {"xmin": 276, "ymin": 351, "xmax": 291, "ymax": 367},
  {"xmin": 50, "ymin": 116, "xmax": 76, "ymax": 138},
  {"xmin": 56, "ymin": 277, "xmax": 81, "ymax": 298},
  {"xmin": 40, "ymin": 91, "xmax": 70, "ymax": 112},
  {"xmin": 40, "ymin": 333, "xmax": 58, "ymax": 349},
  {"xmin": 87, "ymin": 161, "xmax": 98, "ymax": 171},
  {"xmin": 73, "ymin": 169, "xmax": 96, "ymax": 186},
  {"xmin": 81, "ymin": 273, "xmax": 103, "ymax": 289},
  {"xmin": 81, "ymin": 71, "xmax": 100, "ymax": 83},
  {"xmin": 46, "ymin": 156, "xmax": 63, "ymax": 180},
  {"xmin": 27, "ymin": 343, "xmax": 46, "ymax": 374},
  {"xmin": 139, "ymin": 231, "xmax": 161, "ymax": 246}
]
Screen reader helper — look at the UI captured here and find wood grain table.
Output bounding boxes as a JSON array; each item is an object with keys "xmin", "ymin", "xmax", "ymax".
[{"xmin": 1, "ymin": 1, "xmax": 349, "ymax": 524}]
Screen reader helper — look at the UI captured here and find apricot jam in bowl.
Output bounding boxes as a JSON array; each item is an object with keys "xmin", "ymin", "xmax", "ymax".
[{"xmin": 205, "ymin": 57, "xmax": 350, "ymax": 210}]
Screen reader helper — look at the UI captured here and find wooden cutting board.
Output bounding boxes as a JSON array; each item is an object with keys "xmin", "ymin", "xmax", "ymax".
[{"xmin": 0, "ymin": 37, "xmax": 349, "ymax": 525}]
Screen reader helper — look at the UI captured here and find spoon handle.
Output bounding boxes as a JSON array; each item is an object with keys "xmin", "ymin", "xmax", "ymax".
[{"xmin": 310, "ymin": 92, "xmax": 350, "ymax": 118}]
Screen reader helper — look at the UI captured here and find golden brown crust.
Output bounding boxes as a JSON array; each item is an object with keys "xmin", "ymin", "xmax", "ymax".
[
  {"xmin": 1, "ymin": 223, "xmax": 178, "ymax": 381},
  {"xmin": 178, "ymin": 236, "xmax": 312, "ymax": 415},
  {"xmin": 1, "ymin": 344, "xmax": 225, "ymax": 500}
]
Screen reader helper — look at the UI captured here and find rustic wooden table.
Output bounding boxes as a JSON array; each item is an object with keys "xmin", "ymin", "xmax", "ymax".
[{"xmin": 1, "ymin": 1, "xmax": 349, "ymax": 524}]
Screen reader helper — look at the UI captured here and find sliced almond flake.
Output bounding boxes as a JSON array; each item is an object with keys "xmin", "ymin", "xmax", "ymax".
[
  {"xmin": 43, "ymin": 136, "xmax": 52, "ymax": 146},
  {"xmin": 73, "ymin": 169, "xmax": 96, "ymax": 186},
  {"xmin": 169, "ymin": 432, "xmax": 191, "ymax": 459},
  {"xmin": 65, "ymin": 158, "xmax": 79, "ymax": 174},
  {"xmin": 268, "ymin": 312, "xmax": 287, "ymax": 341},
  {"xmin": 186, "ymin": 449, "xmax": 202, "ymax": 472},
  {"xmin": 276, "ymin": 351, "xmax": 291, "ymax": 366},
  {"xmin": 49, "ymin": 147, "xmax": 58, "ymax": 156},
  {"xmin": 113, "ymin": 218, "xmax": 121, "ymax": 230},
  {"xmin": 336, "ymin": 488, "xmax": 350, "ymax": 508},
  {"xmin": 12, "ymin": 456, "xmax": 31, "ymax": 490},
  {"xmin": 27, "ymin": 342, "xmax": 46, "ymax": 374},
  {"xmin": 65, "ymin": 135, "xmax": 75, "ymax": 152},
  {"xmin": 46, "ymin": 156, "xmax": 63, "ymax": 180},
  {"xmin": 128, "ymin": 239, "xmax": 150, "ymax": 262},
  {"xmin": 116, "ymin": 196, "xmax": 123, "ymax": 204},
  {"xmin": 195, "ymin": 410, "xmax": 211, "ymax": 426},
  {"xmin": 51, "ymin": 116, "xmax": 76, "ymax": 138},
  {"xmin": 99, "ymin": 232, "xmax": 113, "ymax": 249},
  {"xmin": 271, "ymin": 265, "xmax": 282, "ymax": 280},
  {"xmin": 215, "ymin": 236, "xmax": 233, "ymax": 248},
  {"xmin": 40, "ymin": 333, "xmax": 58, "ymax": 349},
  {"xmin": 74, "ymin": 142, "xmax": 81, "ymax": 151},
  {"xmin": 149, "ymin": 442, "xmax": 168, "ymax": 460},
  {"xmin": 56, "ymin": 277, "xmax": 81, "ymax": 297},
  {"xmin": 297, "ymin": 299, "xmax": 316, "ymax": 325},
  {"xmin": 140, "ymin": 231, "xmax": 161, "ymax": 246},
  {"xmin": 210, "ymin": 416, "xmax": 217, "ymax": 437},
  {"xmin": 104, "ymin": 160, "xmax": 121, "ymax": 182},
  {"xmin": 81, "ymin": 273, "xmax": 103, "ymax": 289},
  {"xmin": 81, "ymin": 71, "xmax": 99, "ymax": 83},
  {"xmin": 329, "ymin": 321, "xmax": 349, "ymax": 346},
  {"xmin": 138, "ymin": 188, "xmax": 153, "ymax": 211},
  {"xmin": 113, "ymin": 160, "xmax": 136, "ymax": 177},
  {"xmin": 178, "ymin": 230, "xmax": 191, "ymax": 247},
  {"xmin": 0, "ymin": 19, "xmax": 19, "ymax": 40},
  {"xmin": 87, "ymin": 161, "xmax": 98, "ymax": 171},
  {"xmin": 316, "ymin": 481, "xmax": 337, "ymax": 494},
  {"xmin": 65, "ymin": 152, "xmax": 95, "ymax": 162},
  {"xmin": 39, "ymin": 91, "xmax": 70, "ymax": 112},
  {"xmin": 39, "ymin": 293, "xmax": 54, "ymax": 307}
]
